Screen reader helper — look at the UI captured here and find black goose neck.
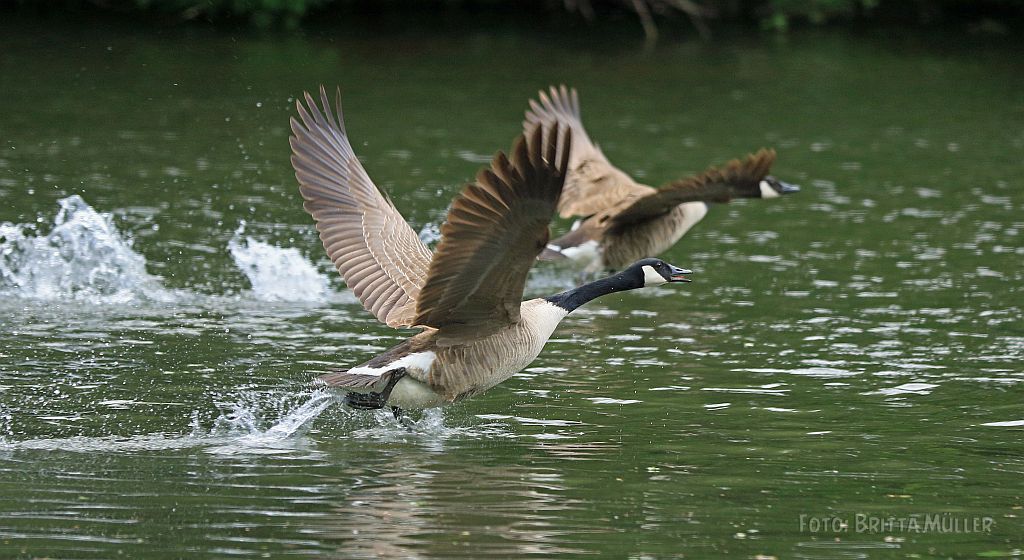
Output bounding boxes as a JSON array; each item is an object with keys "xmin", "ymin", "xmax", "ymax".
[{"xmin": 545, "ymin": 270, "xmax": 642, "ymax": 312}]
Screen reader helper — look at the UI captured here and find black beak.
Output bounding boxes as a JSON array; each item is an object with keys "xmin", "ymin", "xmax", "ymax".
[
  {"xmin": 777, "ymin": 180, "xmax": 800, "ymax": 195},
  {"xmin": 668, "ymin": 264, "xmax": 693, "ymax": 283}
]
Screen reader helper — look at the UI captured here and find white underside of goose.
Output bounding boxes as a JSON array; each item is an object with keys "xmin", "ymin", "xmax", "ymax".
[
  {"xmin": 673, "ymin": 201, "xmax": 708, "ymax": 241},
  {"xmin": 389, "ymin": 377, "xmax": 447, "ymax": 410},
  {"xmin": 549, "ymin": 239, "xmax": 602, "ymax": 272},
  {"xmin": 388, "ymin": 300, "xmax": 569, "ymax": 410},
  {"xmin": 642, "ymin": 201, "xmax": 708, "ymax": 259}
]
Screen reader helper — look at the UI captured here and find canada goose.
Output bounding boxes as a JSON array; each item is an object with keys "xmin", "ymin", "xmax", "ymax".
[
  {"xmin": 290, "ymin": 87, "xmax": 694, "ymax": 414},
  {"xmin": 525, "ymin": 85, "xmax": 800, "ymax": 274}
]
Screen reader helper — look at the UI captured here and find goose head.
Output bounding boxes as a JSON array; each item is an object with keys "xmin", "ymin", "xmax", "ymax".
[
  {"xmin": 630, "ymin": 258, "xmax": 692, "ymax": 287},
  {"xmin": 757, "ymin": 175, "xmax": 800, "ymax": 199},
  {"xmin": 543, "ymin": 258, "xmax": 692, "ymax": 312},
  {"xmin": 705, "ymin": 148, "xmax": 799, "ymax": 201}
]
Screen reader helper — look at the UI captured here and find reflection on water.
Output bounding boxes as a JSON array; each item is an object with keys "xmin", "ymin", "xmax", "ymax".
[{"xmin": 1, "ymin": 14, "xmax": 1023, "ymax": 560}]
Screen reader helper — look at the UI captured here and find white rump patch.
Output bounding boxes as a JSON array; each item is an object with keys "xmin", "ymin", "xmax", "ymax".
[
  {"xmin": 560, "ymin": 239, "xmax": 601, "ymax": 267},
  {"xmin": 759, "ymin": 180, "xmax": 781, "ymax": 199},
  {"xmin": 546, "ymin": 243, "xmax": 562, "ymax": 252},
  {"xmin": 642, "ymin": 265, "xmax": 667, "ymax": 286},
  {"xmin": 347, "ymin": 351, "xmax": 437, "ymax": 378}
]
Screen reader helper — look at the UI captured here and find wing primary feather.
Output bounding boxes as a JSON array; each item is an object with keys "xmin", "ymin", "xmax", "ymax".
[
  {"xmin": 523, "ymin": 86, "xmax": 649, "ymax": 218},
  {"xmin": 609, "ymin": 148, "xmax": 778, "ymax": 227},
  {"xmin": 289, "ymin": 86, "xmax": 432, "ymax": 328},
  {"xmin": 413, "ymin": 122, "xmax": 571, "ymax": 338}
]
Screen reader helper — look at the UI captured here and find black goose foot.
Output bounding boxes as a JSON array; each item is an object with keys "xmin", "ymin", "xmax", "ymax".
[
  {"xmin": 342, "ymin": 368, "xmax": 407, "ymax": 410},
  {"xmin": 343, "ymin": 391, "xmax": 387, "ymax": 409},
  {"xmin": 391, "ymin": 406, "xmax": 418, "ymax": 431}
]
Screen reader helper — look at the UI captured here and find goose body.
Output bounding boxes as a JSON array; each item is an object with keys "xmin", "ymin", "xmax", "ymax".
[
  {"xmin": 322, "ymin": 299, "xmax": 568, "ymax": 409},
  {"xmin": 525, "ymin": 86, "xmax": 799, "ymax": 273},
  {"xmin": 290, "ymin": 87, "xmax": 694, "ymax": 412},
  {"xmin": 547, "ymin": 201, "xmax": 709, "ymax": 272}
]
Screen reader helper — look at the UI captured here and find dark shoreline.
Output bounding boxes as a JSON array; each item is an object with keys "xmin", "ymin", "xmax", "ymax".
[{"xmin": 4, "ymin": 0, "xmax": 1024, "ymax": 41}]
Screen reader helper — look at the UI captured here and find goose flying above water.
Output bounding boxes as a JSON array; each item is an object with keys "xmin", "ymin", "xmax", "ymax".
[
  {"xmin": 524, "ymin": 85, "xmax": 800, "ymax": 274},
  {"xmin": 289, "ymin": 87, "xmax": 694, "ymax": 414}
]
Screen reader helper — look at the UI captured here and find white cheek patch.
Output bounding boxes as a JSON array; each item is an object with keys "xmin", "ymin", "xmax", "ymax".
[
  {"xmin": 641, "ymin": 265, "xmax": 667, "ymax": 286},
  {"xmin": 759, "ymin": 180, "xmax": 781, "ymax": 199}
]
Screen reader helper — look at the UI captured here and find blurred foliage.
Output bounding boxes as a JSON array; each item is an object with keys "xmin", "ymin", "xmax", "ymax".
[
  {"xmin": 44, "ymin": 0, "xmax": 328, "ymax": 28},
  {"xmin": 10, "ymin": 0, "xmax": 1024, "ymax": 34},
  {"xmin": 759, "ymin": 0, "xmax": 881, "ymax": 31}
]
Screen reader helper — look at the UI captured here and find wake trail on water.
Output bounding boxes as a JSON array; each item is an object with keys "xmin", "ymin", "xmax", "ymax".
[
  {"xmin": 0, "ymin": 198, "xmax": 516, "ymax": 451},
  {"xmin": 0, "ymin": 388, "xmax": 475, "ymax": 455}
]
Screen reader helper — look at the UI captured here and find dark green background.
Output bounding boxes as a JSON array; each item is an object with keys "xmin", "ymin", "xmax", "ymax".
[{"xmin": 1, "ymin": 13, "xmax": 1022, "ymax": 558}]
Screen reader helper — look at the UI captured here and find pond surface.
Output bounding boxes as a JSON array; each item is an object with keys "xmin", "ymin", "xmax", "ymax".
[{"xmin": 1, "ymin": 13, "xmax": 1022, "ymax": 559}]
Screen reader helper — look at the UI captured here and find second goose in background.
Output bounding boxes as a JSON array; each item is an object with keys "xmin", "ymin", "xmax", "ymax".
[{"xmin": 525, "ymin": 85, "xmax": 800, "ymax": 274}]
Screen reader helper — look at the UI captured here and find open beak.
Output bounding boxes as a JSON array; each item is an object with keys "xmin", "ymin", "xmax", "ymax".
[
  {"xmin": 778, "ymin": 180, "xmax": 800, "ymax": 195},
  {"xmin": 668, "ymin": 265, "xmax": 693, "ymax": 283}
]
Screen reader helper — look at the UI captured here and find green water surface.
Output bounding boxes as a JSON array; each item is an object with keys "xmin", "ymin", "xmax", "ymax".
[{"xmin": 1, "ymin": 13, "xmax": 1022, "ymax": 559}]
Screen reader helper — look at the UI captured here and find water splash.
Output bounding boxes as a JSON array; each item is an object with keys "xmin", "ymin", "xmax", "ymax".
[
  {"xmin": 228, "ymin": 223, "xmax": 331, "ymax": 302},
  {"xmin": 418, "ymin": 221, "xmax": 441, "ymax": 246},
  {"xmin": 204, "ymin": 388, "xmax": 338, "ymax": 455},
  {"xmin": 0, "ymin": 195, "xmax": 172, "ymax": 303},
  {"xmin": 0, "ymin": 407, "xmax": 11, "ymax": 444},
  {"xmin": 210, "ymin": 388, "xmax": 336, "ymax": 439}
]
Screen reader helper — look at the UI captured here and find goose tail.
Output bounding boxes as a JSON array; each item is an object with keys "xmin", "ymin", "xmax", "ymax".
[
  {"xmin": 318, "ymin": 370, "xmax": 385, "ymax": 390},
  {"xmin": 539, "ymin": 245, "xmax": 568, "ymax": 261}
]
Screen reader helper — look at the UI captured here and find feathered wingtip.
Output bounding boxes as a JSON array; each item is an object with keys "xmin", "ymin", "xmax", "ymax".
[
  {"xmin": 716, "ymin": 148, "xmax": 777, "ymax": 184},
  {"xmin": 524, "ymin": 84, "xmax": 582, "ymax": 130},
  {"xmin": 412, "ymin": 120, "xmax": 573, "ymax": 332},
  {"xmin": 292, "ymin": 85, "xmax": 346, "ymax": 136},
  {"xmin": 477, "ymin": 120, "xmax": 572, "ymax": 204}
]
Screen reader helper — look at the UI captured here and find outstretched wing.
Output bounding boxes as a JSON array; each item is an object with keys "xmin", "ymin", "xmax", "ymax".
[
  {"xmin": 524, "ymin": 85, "xmax": 653, "ymax": 219},
  {"xmin": 290, "ymin": 86, "xmax": 433, "ymax": 328},
  {"xmin": 610, "ymin": 149, "xmax": 777, "ymax": 228},
  {"xmin": 414, "ymin": 123, "xmax": 572, "ymax": 338}
]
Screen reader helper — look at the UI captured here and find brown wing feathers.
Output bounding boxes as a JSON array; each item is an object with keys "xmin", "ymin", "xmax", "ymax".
[
  {"xmin": 524, "ymin": 85, "xmax": 655, "ymax": 219},
  {"xmin": 414, "ymin": 123, "xmax": 571, "ymax": 335},
  {"xmin": 293, "ymin": 87, "xmax": 571, "ymax": 336},
  {"xmin": 524, "ymin": 85, "xmax": 592, "ymax": 168},
  {"xmin": 611, "ymin": 148, "xmax": 777, "ymax": 227},
  {"xmin": 667, "ymin": 148, "xmax": 776, "ymax": 201},
  {"xmin": 290, "ymin": 87, "xmax": 433, "ymax": 328}
]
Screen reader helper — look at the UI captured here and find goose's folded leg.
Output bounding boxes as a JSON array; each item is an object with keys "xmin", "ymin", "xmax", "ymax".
[{"xmin": 341, "ymin": 368, "xmax": 407, "ymax": 410}]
